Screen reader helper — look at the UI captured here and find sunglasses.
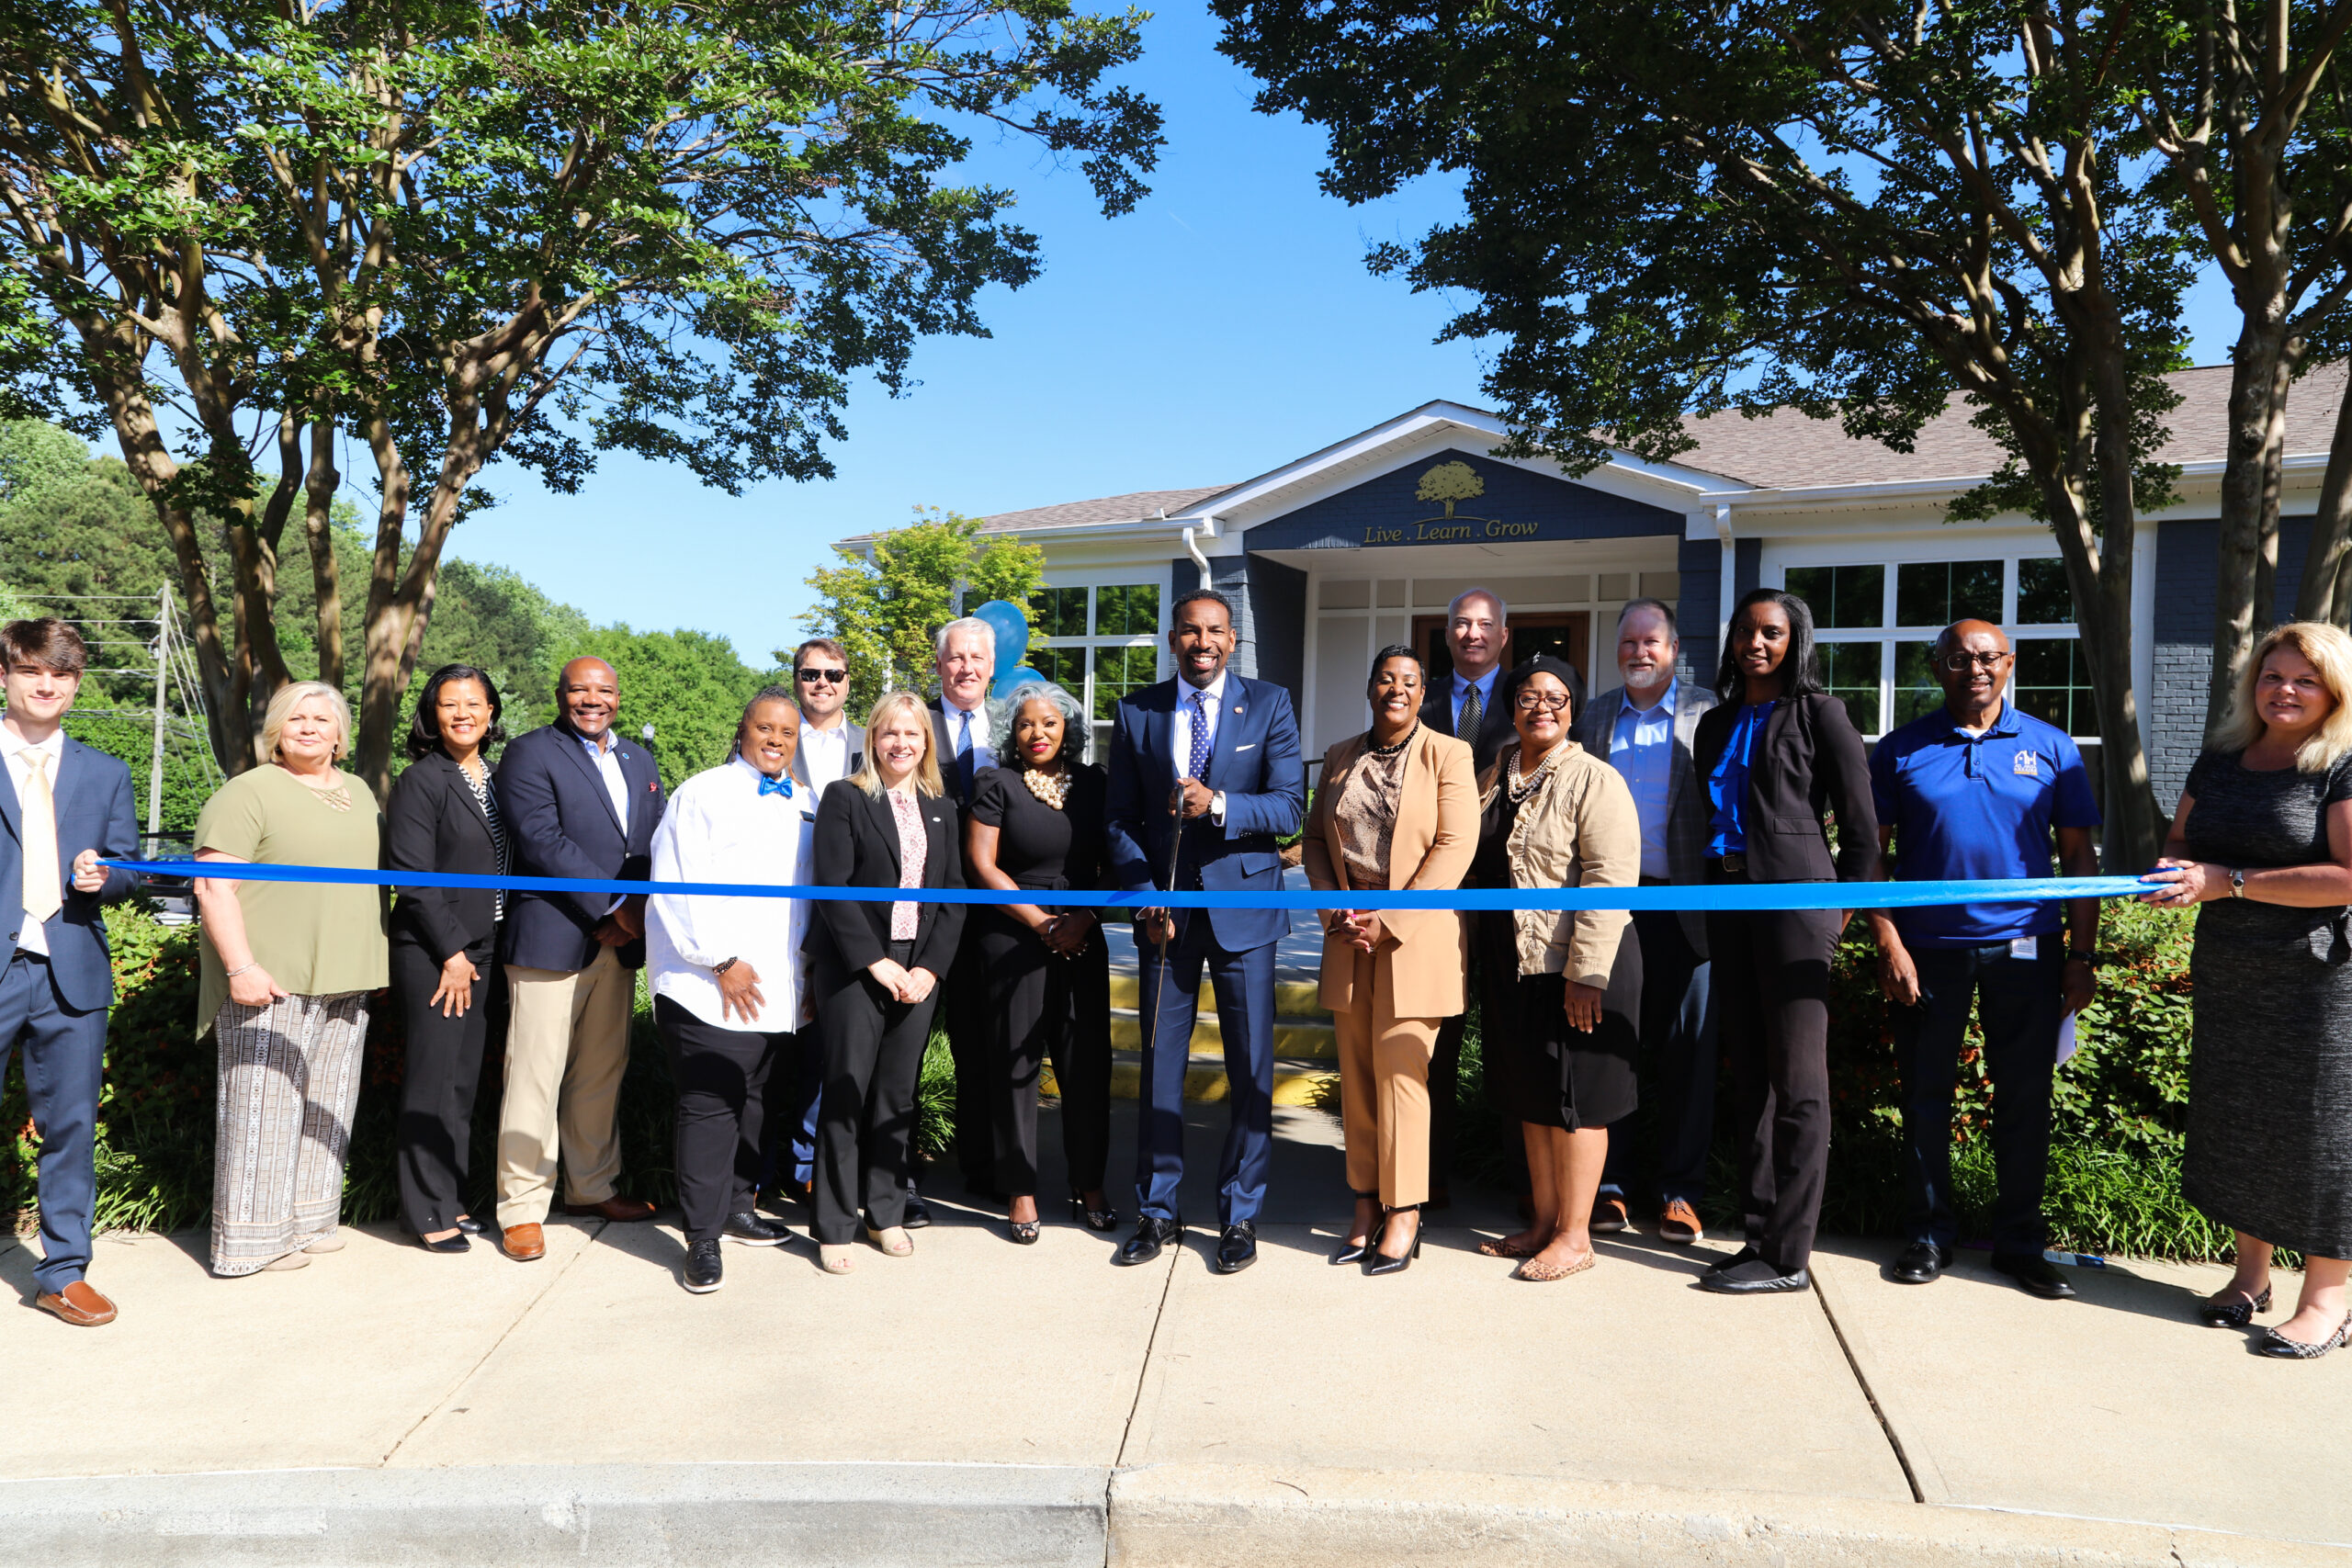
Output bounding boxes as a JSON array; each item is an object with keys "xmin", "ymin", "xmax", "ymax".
[{"xmin": 797, "ymin": 667, "xmax": 847, "ymax": 684}]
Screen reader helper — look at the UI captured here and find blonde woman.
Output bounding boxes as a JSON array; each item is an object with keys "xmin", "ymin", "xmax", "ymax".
[
  {"xmin": 2145, "ymin": 621, "xmax": 2352, "ymax": 1359},
  {"xmin": 193, "ymin": 682, "xmax": 388, "ymax": 1277},
  {"xmin": 806, "ymin": 690, "xmax": 966, "ymax": 1272}
]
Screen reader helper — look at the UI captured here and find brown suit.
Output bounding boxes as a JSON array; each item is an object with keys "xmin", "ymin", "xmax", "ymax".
[{"xmin": 1302, "ymin": 727, "xmax": 1478, "ymax": 1206}]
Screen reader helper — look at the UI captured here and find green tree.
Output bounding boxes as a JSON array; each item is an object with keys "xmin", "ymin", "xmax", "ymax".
[
  {"xmin": 802, "ymin": 510, "xmax": 1047, "ymax": 716},
  {"xmin": 0, "ymin": 0, "xmax": 1159, "ymax": 795},
  {"xmin": 1216, "ymin": 0, "xmax": 2190, "ymax": 868}
]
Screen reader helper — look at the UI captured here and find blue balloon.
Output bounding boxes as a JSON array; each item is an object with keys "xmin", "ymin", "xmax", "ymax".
[
  {"xmin": 991, "ymin": 664, "xmax": 1046, "ymax": 699},
  {"xmin": 971, "ymin": 598, "xmax": 1031, "ymax": 678}
]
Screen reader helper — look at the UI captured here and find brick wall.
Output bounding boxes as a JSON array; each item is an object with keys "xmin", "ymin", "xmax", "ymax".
[{"xmin": 2149, "ymin": 516, "xmax": 2312, "ymax": 802}]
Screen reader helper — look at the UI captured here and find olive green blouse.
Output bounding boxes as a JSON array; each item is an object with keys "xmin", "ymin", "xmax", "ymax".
[{"xmin": 194, "ymin": 765, "xmax": 389, "ymax": 1032}]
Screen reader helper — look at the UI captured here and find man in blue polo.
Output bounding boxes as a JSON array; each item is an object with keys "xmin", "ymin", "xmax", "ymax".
[{"xmin": 1866, "ymin": 618, "xmax": 2100, "ymax": 1301}]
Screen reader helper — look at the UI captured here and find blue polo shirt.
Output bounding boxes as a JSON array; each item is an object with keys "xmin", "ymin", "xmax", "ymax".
[{"xmin": 1869, "ymin": 701, "xmax": 2100, "ymax": 948}]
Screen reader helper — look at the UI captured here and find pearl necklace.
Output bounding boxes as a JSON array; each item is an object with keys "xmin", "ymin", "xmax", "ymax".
[
  {"xmin": 1505, "ymin": 746, "xmax": 1560, "ymax": 805},
  {"xmin": 1021, "ymin": 767, "xmax": 1069, "ymax": 810}
]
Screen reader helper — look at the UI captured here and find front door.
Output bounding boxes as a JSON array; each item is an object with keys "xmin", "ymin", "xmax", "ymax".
[{"xmin": 1412, "ymin": 611, "xmax": 1590, "ymax": 697}]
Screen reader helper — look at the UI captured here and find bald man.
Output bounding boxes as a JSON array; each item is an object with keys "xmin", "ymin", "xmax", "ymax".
[{"xmin": 492, "ymin": 656, "xmax": 669, "ymax": 1259}]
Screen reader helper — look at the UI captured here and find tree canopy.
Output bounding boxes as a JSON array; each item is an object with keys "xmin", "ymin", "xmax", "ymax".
[{"xmin": 801, "ymin": 508, "xmax": 1047, "ymax": 715}]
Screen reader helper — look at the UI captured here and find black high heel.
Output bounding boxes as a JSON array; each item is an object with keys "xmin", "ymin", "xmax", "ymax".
[
  {"xmin": 2198, "ymin": 1284, "xmax": 2272, "ymax": 1327},
  {"xmin": 1366, "ymin": 1205, "xmax": 1422, "ymax": 1276},
  {"xmin": 1332, "ymin": 1191, "xmax": 1382, "ymax": 1265},
  {"xmin": 1069, "ymin": 1193, "xmax": 1121, "ymax": 1233},
  {"xmin": 1010, "ymin": 1219, "xmax": 1041, "ymax": 1245}
]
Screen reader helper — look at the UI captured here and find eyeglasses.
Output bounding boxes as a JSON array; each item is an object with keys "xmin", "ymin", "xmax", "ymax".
[
  {"xmin": 1514, "ymin": 691, "xmax": 1571, "ymax": 713},
  {"xmin": 797, "ymin": 667, "xmax": 847, "ymax": 684},
  {"xmin": 1938, "ymin": 651, "xmax": 2012, "ymax": 672}
]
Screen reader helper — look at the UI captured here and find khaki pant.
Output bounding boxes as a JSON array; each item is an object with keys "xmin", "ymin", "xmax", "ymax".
[
  {"xmin": 1332, "ymin": 945, "xmax": 1442, "ymax": 1208},
  {"xmin": 496, "ymin": 947, "xmax": 634, "ymax": 1226}
]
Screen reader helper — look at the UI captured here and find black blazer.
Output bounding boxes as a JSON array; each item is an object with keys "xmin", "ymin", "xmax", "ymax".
[
  {"xmin": 1690, "ymin": 691, "xmax": 1881, "ymax": 884},
  {"xmin": 807, "ymin": 778, "xmax": 967, "ymax": 981},
  {"xmin": 386, "ymin": 751, "xmax": 503, "ymax": 963},
  {"xmin": 494, "ymin": 722, "xmax": 667, "ymax": 972}
]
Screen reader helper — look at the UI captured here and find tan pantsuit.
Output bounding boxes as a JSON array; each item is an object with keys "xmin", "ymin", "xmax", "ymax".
[
  {"xmin": 497, "ymin": 945, "xmax": 634, "ymax": 1226},
  {"xmin": 1304, "ymin": 727, "xmax": 1479, "ymax": 1211}
]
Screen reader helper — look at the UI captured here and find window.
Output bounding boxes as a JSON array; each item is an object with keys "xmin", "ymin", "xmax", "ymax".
[
  {"xmin": 1030, "ymin": 647, "xmax": 1085, "ymax": 689},
  {"xmin": 1772, "ymin": 557, "xmax": 2097, "ymax": 739},
  {"xmin": 1031, "ymin": 581, "xmax": 1165, "ymax": 761},
  {"xmin": 1091, "ymin": 645, "xmax": 1158, "ymax": 722},
  {"xmin": 1096, "ymin": 583, "xmax": 1159, "ymax": 636},
  {"xmin": 1033, "ymin": 587, "xmax": 1089, "ymax": 639}
]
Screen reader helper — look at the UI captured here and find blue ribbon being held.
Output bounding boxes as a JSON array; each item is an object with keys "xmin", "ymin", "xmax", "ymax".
[{"xmin": 110, "ymin": 859, "xmax": 2162, "ymax": 914}]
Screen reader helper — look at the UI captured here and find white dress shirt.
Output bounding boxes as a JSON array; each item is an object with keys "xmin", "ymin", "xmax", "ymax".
[
  {"xmin": 4, "ymin": 726, "xmax": 65, "ymax": 956},
  {"xmin": 579, "ymin": 729, "xmax": 630, "ymax": 830},
  {"xmin": 1608, "ymin": 679, "xmax": 1678, "ymax": 881},
  {"xmin": 797, "ymin": 719, "xmax": 855, "ymax": 793},
  {"xmin": 1170, "ymin": 668, "xmax": 1230, "ymax": 822},
  {"xmin": 942, "ymin": 697, "xmax": 996, "ymax": 778},
  {"xmin": 647, "ymin": 756, "xmax": 815, "ymax": 1032}
]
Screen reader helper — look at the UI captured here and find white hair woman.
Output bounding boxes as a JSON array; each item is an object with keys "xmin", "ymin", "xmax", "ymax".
[
  {"xmin": 965, "ymin": 680, "xmax": 1115, "ymax": 1243},
  {"xmin": 193, "ymin": 681, "xmax": 389, "ymax": 1277},
  {"xmin": 2144, "ymin": 620, "xmax": 2352, "ymax": 1358},
  {"xmin": 805, "ymin": 689, "xmax": 966, "ymax": 1272}
]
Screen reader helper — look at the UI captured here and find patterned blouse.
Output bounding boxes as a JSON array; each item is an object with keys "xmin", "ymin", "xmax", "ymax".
[
  {"xmin": 462, "ymin": 761, "xmax": 511, "ymax": 920},
  {"xmin": 1336, "ymin": 740, "xmax": 1412, "ymax": 889},
  {"xmin": 887, "ymin": 786, "xmax": 925, "ymax": 941}
]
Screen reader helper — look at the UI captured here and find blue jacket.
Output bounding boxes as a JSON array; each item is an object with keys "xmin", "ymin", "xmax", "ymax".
[
  {"xmin": 1105, "ymin": 674, "xmax": 1305, "ymax": 953},
  {"xmin": 0, "ymin": 736, "xmax": 140, "ymax": 1011},
  {"xmin": 495, "ymin": 723, "xmax": 666, "ymax": 973}
]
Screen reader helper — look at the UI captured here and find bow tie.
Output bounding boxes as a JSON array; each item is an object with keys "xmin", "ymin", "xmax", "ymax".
[{"xmin": 758, "ymin": 773, "xmax": 795, "ymax": 798}]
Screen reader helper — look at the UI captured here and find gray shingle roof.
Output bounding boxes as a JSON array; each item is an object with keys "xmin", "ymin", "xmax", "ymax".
[{"xmin": 976, "ymin": 485, "xmax": 1237, "ymax": 533}]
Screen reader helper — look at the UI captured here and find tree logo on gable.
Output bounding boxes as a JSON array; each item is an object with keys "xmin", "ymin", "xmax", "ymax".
[{"xmin": 1416, "ymin": 460, "xmax": 1486, "ymax": 519}]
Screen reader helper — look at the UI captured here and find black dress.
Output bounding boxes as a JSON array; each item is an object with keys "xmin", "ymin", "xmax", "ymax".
[
  {"xmin": 2180, "ymin": 749, "xmax": 2352, "ymax": 1258},
  {"xmin": 969, "ymin": 763, "xmax": 1114, "ymax": 1197},
  {"xmin": 1472, "ymin": 782, "xmax": 1642, "ymax": 1131}
]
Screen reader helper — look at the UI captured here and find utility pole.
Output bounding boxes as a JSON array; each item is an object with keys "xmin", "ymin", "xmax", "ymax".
[{"xmin": 147, "ymin": 582, "xmax": 169, "ymax": 840}]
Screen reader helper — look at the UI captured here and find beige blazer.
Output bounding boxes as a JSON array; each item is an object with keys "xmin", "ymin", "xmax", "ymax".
[
  {"xmin": 1302, "ymin": 727, "xmax": 1479, "ymax": 1017},
  {"xmin": 1476, "ymin": 739, "xmax": 1641, "ymax": 988}
]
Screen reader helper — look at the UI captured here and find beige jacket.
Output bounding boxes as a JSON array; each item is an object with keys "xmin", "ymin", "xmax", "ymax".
[
  {"xmin": 1477, "ymin": 739, "xmax": 1640, "ymax": 988},
  {"xmin": 1302, "ymin": 727, "xmax": 1478, "ymax": 1017}
]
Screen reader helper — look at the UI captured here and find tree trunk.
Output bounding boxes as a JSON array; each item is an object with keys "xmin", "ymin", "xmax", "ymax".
[
  {"xmin": 2205, "ymin": 316, "xmax": 2296, "ymax": 742},
  {"xmin": 2082, "ymin": 355, "xmax": 2165, "ymax": 873},
  {"xmin": 303, "ymin": 410, "xmax": 345, "ymax": 687},
  {"xmin": 2295, "ymin": 367, "xmax": 2352, "ymax": 624}
]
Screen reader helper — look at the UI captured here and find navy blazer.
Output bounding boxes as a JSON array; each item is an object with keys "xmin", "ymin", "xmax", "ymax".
[
  {"xmin": 495, "ymin": 723, "xmax": 666, "ymax": 972},
  {"xmin": 1105, "ymin": 674, "xmax": 1305, "ymax": 953},
  {"xmin": 0, "ymin": 736, "xmax": 140, "ymax": 1011}
]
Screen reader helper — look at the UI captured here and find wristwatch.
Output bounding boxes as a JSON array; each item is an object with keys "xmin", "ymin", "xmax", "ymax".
[
  {"xmin": 2065, "ymin": 947, "xmax": 2099, "ymax": 966},
  {"xmin": 2228, "ymin": 868, "xmax": 2247, "ymax": 899},
  {"xmin": 713, "ymin": 957, "xmax": 739, "ymax": 976}
]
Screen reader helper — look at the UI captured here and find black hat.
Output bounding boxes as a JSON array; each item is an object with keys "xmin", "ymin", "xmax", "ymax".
[{"xmin": 1504, "ymin": 653, "xmax": 1585, "ymax": 713}]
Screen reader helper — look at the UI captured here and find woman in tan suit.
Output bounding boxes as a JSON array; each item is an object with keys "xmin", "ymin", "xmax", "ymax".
[
  {"xmin": 1472, "ymin": 653, "xmax": 1643, "ymax": 1281},
  {"xmin": 1303, "ymin": 645, "xmax": 1479, "ymax": 1275}
]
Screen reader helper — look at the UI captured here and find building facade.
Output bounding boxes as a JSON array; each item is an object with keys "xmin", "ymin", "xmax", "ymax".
[{"xmin": 841, "ymin": 366, "xmax": 2342, "ymax": 805}]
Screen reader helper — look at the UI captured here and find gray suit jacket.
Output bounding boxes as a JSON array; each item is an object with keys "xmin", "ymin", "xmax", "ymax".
[{"xmin": 1574, "ymin": 679, "xmax": 1717, "ymax": 955}]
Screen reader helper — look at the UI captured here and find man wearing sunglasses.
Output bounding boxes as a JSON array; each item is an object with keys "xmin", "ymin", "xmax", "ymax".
[
  {"xmin": 790, "ymin": 639, "xmax": 863, "ymax": 795},
  {"xmin": 1866, "ymin": 617, "xmax": 2101, "ymax": 1303}
]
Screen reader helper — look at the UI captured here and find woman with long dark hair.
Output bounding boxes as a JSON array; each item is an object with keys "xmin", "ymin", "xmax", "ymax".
[
  {"xmin": 386, "ymin": 664, "xmax": 512, "ymax": 1252},
  {"xmin": 1691, "ymin": 589, "xmax": 1880, "ymax": 1295}
]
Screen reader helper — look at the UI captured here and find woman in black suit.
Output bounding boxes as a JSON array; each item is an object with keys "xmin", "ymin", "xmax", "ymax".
[
  {"xmin": 1690, "ymin": 589, "xmax": 1880, "ymax": 1296},
  {"xmin": 808, "ymin": 689, "xmax": 967, "ymax": 1273},
  {"xmin": 966, "ymin": 680, "xmax": 1115, "ymax": 1244},
  {"xmin": 387, "ymin": 664, "xmax": 511, "ymax": 1252}
]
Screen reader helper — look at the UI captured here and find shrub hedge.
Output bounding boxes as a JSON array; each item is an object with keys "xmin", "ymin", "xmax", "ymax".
[{"xmin": 6, "ymin": 900, "xmax": 2226, "ymax": 1258}]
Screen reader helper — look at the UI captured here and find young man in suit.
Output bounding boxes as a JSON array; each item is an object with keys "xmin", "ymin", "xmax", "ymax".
[
  {"xmin": 1107, "ymin": 589, "xmax": 1306, "ymax": 1273},
  {"xmin": 492, "ymin": 656, "xmax": 667, "ymax": 1260},
  {"xmin": 2, "ymin": 620, "xmax": 139, "ymax": 1326},
  {"xmin": 924, "ymin": 616, "xmax": 997, "ymax": 1216},
  {"xmin": 1572, "ymin": 599, "xmax": 1719, "ymax": 1243}
]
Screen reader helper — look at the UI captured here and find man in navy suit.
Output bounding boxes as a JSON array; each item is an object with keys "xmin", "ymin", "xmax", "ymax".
[
  {"xmin": 0, "ymin": 620, "xmax": 139, "ymax": 1326},
  {"xmin": 492, "ymin": 656, "xmax": 667, "ymax": 1260},
  {"xmin": 1107, "ymin": 590, "xmax": 1305, "ymax": 1273}
]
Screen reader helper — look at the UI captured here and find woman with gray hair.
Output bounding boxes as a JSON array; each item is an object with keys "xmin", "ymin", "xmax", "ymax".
[
  {"xmin": 965, "ymin": 680, "xmax": 1116, "ymax": 1242},
  {"xmin": 193, "ymin": 681, "xmax": 388, "ymax": 1277}
]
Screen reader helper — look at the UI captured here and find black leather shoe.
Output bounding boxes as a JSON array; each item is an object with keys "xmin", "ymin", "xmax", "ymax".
[
  {"xmin": 1890, "ymin": 1241, "xmax": 1951, "ymax": 1284},
  {"xmin": 454, "ymin": 1215, "xmax": 486, "ymax": 1235},
  {"xmin": 684, "ymin": 1238, "xmax": 724, "ymax": 1293},
  {"xmin": 1990, "ymin": 1250, "xmax": 2077, "ymax": 1300},
  {"xmin": 723, "ymin": 1212, "xmax": 795, "ymax": 1247},
  {"xmin": 1117, "ymin": 1216, "xmax": 1182, "ymax": 1266},
  {"xmin": 1214, "ymin": 1223, "xmax": 1259, "ymax": 1274},
  {"xmin": 1365, "ymin": 1215, "xmax": 1421, "ymax": 1277},
  {"xmin": 1698, "ymin": 1258, "xmax": 1810, "ymax": 1294},
  {"xmin": 420, "ymin": 1233, "xmax": 470, "ymax": 1254},
  {"xmin": 902, "ymin": 1190, "xmax": 933, "ymax": 1230}
]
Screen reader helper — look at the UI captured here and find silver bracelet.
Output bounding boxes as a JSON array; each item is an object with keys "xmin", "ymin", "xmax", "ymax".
[{"xmin": 223, "ymin": 961, "xmax": 259, "ymax": 980}]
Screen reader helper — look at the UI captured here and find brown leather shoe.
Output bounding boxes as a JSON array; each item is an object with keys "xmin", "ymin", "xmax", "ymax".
[
  {"xmin": 35, "ymin": 1280, "xmax": 117, "ymax": 1326},
  {"xmin": 502, "ymin": 1223, "xmax": 547, "ymax": 1260},
  {"xmin": 1658, "ymin": 1198, "xmax": 1706, "ymax": 1245},
  {"xmin": 1590, "ymin": 1195, "xmax": 1630, "ymax": 1234},
  {"xmin": 560, "ymin": 1195, "xmax": 657, "ymax": 1222}
]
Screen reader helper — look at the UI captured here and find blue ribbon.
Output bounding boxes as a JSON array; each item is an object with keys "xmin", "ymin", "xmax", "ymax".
[{"xmin": 109, "ymin": 859, "xmax": 2161, "ymax": 914}]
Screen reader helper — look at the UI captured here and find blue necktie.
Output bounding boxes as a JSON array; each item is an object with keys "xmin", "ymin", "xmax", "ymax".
[
  {"xmin": 758, "ymin": 773, "xmax": 794, "ymax": 798},
  {"xmin": 956, "ymin": 709, "xmax": 978, "ymax": 800},
  {"xmin": 1187, "ymin": 690, "xmax": 1212, "ymax": 782}
]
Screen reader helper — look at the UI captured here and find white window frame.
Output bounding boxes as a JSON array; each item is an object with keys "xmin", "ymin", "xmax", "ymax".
[{"xmin": 1034, "ymin": 575, "xmax": 1168, "ymax": 761}]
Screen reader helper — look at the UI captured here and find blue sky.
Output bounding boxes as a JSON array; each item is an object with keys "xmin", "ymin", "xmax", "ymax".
[{"xmin": 443, "ymin": 0, "xmax": 2243, "ymax": 666}]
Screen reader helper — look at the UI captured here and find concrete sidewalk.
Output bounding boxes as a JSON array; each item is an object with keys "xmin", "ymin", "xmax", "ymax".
[{"xmin": 5, "ymin": 1101, "xmax": 2348, "ymax": 1566}]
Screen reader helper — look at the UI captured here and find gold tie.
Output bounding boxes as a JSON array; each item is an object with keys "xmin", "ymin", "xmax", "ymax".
[{"xmin": 20, "ymin": 750, "xmax": 60, "ymax": 928}]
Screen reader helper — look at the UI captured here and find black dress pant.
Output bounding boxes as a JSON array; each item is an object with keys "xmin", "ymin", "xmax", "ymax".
[
  {"xmin": 1707, "ymin": 902, "xmax": 1841, "ymax": 1273},
  {"xmin": 813, "ymin": 942, "xmax": 940, "ymax": 1244},
  {"xmin": 656, "ymin": 994, "xmax": 785, "ymax": 1246},
  {"xmin": 977, "ymin": 910, "xmax": 1112, "ymax": 1198},
  {"xmin": 942, "ymin": 936, "xmax": 993, "ymax": 1189},
  {"xmin": 394, "ymin": 935, "xmax": 500, "ymax": 1237}
]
